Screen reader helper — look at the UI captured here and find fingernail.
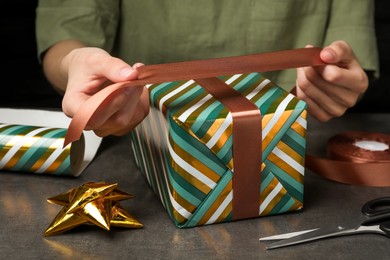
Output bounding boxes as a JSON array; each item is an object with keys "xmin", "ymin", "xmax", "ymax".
[
  {"xmin": 120, "ymin": 67, "xmax": 135, "ymax": 78},
  {"xmin": 323, "ymin": 48, "xmax": 336, "ymax": 61}
]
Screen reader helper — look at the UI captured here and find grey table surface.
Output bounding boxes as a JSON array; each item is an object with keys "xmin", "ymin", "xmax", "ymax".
[{"xmin": 1, "ymin": 112, "xmax": 390, "ymax": 260}]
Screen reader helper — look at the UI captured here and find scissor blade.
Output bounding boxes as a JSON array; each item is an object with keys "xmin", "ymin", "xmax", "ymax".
[
  {"xmin": 259, "ymin": 228, "xmax": 318, "ymax": 241},
  {"xmin": 267, "ymin": 225, "xmax": 357, "ymax": 250}
]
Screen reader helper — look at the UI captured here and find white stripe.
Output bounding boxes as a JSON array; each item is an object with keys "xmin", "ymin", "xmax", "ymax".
[
  {"xmin": 0, "ymin": 127, "xmax": 49, "ymax": 168},
  {"xmin": 272, "ymin": 147, "xmax": 305, "ymax": 175},
  {"xmin": 177, "ymin": 74, "xmax": 242, "ymax": 123},
  {"xmin": 134, "ymin": 128, "xmax": 151, "ymax": 185},
  {"xmin": 167, "ymin": 181, "xmax": 193, "ymax": 219},
  {"xmin": 36, "ymin": 139, "xmax": 66, "ymax": 173},
  {"xmin": 159, "ymin": 80, "xmax": 195, "ymax": 112},
  {"xmin": 205, "ymin": 190, "xmax": 233, "ymax": 225},
  {"xmin": 167, "ymin": 136, "xmax": 216, "ymax": 189},
  {"xmin": 245, "ymin": 79, "xmax": 270, "ymax": 100},
  {"xmin": 205, "ymin": 79, "xmax": 270, "ymax": 148},
  {"xmin": 259, "ymin": 182, "xmax": 283, "ymax": 214},
  {"xmin": 206, "ymin": 113, "xmax": 232, "ymax": 148},
  {"xmin": 295, "ymin": 115, "xmax": 307, "ymax": 129},
  {"xmin": 262, "ymin": 94, "xmax": 294, "ymax": 140},
  {"xmin": 178, "ymin": 94, "xmax": 212, "ymax": 123}
]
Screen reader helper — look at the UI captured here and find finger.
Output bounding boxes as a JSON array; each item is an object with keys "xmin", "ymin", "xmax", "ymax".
[
  {"xmin": 296, "ymin": 68, "xmax": 349, "ymax": 119},
  {"xmin": 96, "ymin": 56, "xmax": 139, "ymax": 83},
  {"xmin": 320, "ymin": 40, "xmax": 356, "ymax": 65},
  {"xmin": 313, "ymin": 64, "xmax": 368, "ymax": 94},
  {"xmin": 94, "ymin": 86, "xmax": 149, "ymax": 136},
  {"xmin": 133, "ymin": 62, "xmax": 145, "ymax": 69},
  {"xmin": 299, "ymin": 66, "xmax": 360, "ymax": 108},
  {"xmin": 89, "ymin": 85, "xmax": 144, "ymax": 136},
  {"xmin": 295, "ymin": 86, "xmax": 334, "ymax": 122}
]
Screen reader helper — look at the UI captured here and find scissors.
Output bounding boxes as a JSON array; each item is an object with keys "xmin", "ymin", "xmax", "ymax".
[{"xmin": 259, "ymin": 197, "xmax": 390, "ymax": 250}]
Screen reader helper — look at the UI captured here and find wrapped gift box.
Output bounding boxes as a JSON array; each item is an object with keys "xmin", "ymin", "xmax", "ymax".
[{"xmin": 130, "ymin": 72, "xmax": 307, "ymax": 227}]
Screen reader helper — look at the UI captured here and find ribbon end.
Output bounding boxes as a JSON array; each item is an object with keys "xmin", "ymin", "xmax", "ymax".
[{"xmin": 63, "ymin": 118, "xmax": 84, "ymax": 148}]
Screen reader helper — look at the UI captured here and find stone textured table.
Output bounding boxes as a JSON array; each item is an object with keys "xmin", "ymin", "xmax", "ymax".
[{"xmin": 1, "ymin": 112, "xmax": 390, "ymax": 259}]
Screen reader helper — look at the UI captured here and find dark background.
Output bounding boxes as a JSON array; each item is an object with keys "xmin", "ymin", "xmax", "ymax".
[{"xmin": 0, "ymin": 1, "xmax": 389, "ymax": 111}]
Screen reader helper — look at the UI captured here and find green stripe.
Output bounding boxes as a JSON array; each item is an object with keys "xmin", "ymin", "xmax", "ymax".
[
  {"xmin": 149, "ymin": 81, "xmax": 180, "ymax": 106},
  {"xmin": 263, "ymin": 101, "xmax": 306, "ymax": 159},
  {"xmin": 169, "ymin": 117, "xmax": 226, "ymax": 175},
  {"xmin": 260, "ymin": 169, "xmax": 275, "ymax": 193},
  {"xmin": 269, "ymin": 194, "xmax": 294, "ymax": 215},
  {"xmin": 181, "ymin": 169, "xmax": 232, "ymax": 228},
  {"xmin": 264, "ymin": 159, "xmax": 303, "ymax": 202},
  {"xmin": 257, "ymin": 87, "xmax": 284, "ymax": 115},
  {"xmin": 216, "ymin": 134, "xmax": 232, "ymax": 164},
  {"xmin": 283, "ymin": 128, "xmax": 306, "ymax": 157},
  {"xmin": 0, "ymin": 125, "xmax": 33, "ymax": 150},
  {"xmin": 278, "ymin": 196, "xmax": 297, "ymax": 213},
  {"xmin": 12, "ymin": 128, "xmax": 65, "ymax": 171},
  {"xmin": 166, "ymin": 156, "xmax": 204, "ymax": 206},
  {"xmin": 53, "ymin": 157, "xmax": 71, "ymax": 175},
  {"xmin": 191, "ymin": 73, "xmax": 260, "ymax": 136}
]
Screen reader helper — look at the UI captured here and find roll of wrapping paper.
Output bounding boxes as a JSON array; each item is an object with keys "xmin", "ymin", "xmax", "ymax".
[
  {"xmin": 306, "ymin": 131, "xmax": 390, "ymax": 187},
  {"xmin": 0, "ymin": 123, "xmax": 84, "ymax": 176}
]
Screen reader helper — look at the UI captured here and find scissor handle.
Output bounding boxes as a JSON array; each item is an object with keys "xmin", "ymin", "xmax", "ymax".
[
  {"xmin": 380, "ymin": 221, "xmax": 390, "ymax": 236},
  {"xmin": 362, "ymin": 197, "xmax": 390, "ymax": 217}
]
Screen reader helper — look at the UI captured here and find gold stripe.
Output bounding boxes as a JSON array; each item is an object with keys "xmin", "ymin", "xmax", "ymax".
[
  {"xmin": 158, "ymin": 81, "xmax": 198, "ymax": 112},
  {"xmin": 45, "ymin": 148, "xmax": 70, "ymax": 173},
  {"xmin": 197, "ymin": 179, "xmax": 232, "ymax": 225},
  {"xmin": 171, "ymin": 189, "xmax": 197, "ymax": 214},
  {"xmin": 262, "ymin": 110, "xmax": 293, "ymax": 151},
  {"xmin": 166, "ymin": 177, "xmax": 189, "ymax": 224},
  {"xmin": 169, "ymin": 136, "xmax": 221, "ymax": 185},
  {"xmin": 260, "ymin": 179, "xmax": 287, "ymax": 216},
  {"xmin": 247, "ymin": 82, "xmax": 274, "ymax": 103},
  {"xmin": 291, "ymin": 111, "xmax": 307, "ymax": 137},
  {"xmin": 30, "ymin": 144, "xmax": 57, "ymax": 172},
  {"xmin": 268, "ymin": 152, "xmax": 303, "ymax": 183},
  {"xmin": 202, "ymin": 117, "xmax": 227, "ymax": 144},
  {"xmin": 209, "ymin": 122, "xmax": 232, "ymax": 156},
  {"xmin": 291, "ymin": 199, "xmax": 303, "ymax": 211},
  {"xmin": 277, "ymin": 141, "xmax": 304, "ymax": 165},
  {"xmin": 3, "ymin": 135, "xmax": 48, "ymax": 169}
]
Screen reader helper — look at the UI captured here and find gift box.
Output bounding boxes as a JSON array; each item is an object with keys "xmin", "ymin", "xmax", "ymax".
[{"xmin": 130, "ymin": 72, "xmax": 307, "ymax": 227}]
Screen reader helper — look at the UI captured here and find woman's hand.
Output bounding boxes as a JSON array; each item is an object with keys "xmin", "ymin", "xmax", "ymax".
[{"xmin": 296, "ymin": 41, "xmax": 369, "ymax": 122}]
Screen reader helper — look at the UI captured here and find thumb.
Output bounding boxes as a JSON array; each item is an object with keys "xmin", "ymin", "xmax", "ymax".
[
  {"xmin": 320, "ymin": 47, "xmax": 339, "ymax": 64},
  {"xmin": 97, "ymin": 55, "xmax": 139, "ymax": 82},
  {"xmin": 320, "ymin": 41, "xmax": 354, "ymax": 65}
]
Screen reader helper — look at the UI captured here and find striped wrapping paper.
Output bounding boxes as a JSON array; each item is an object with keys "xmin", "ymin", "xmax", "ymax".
[
  {"xmin": 0, "ymin": 123, "xmax": 84, "ymax": 176},
  {"xmin": 131, "ymin": 72, "xmax": 307, "ymax": 227}
]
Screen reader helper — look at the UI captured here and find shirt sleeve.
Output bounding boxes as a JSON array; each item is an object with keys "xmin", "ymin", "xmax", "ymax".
[
  {"xmin": 323, "ymin": 0, "xmax": 379, "ymax": 75},
  {"xmin": 35, "ymin": 0, "xmax": 120, "ymax": 60}
]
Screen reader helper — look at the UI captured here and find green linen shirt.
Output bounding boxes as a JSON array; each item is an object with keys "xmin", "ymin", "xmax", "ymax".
[{"xmin": 36, "ymin": 0, "xmax": 378, "ymax": 89}]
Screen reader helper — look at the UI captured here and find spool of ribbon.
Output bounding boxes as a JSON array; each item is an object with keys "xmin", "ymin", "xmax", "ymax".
[
  {"xmin": 0, "ymin": 123, "xmax": 84, "ymax": 176},
  {"xmin": 64, "ymin": 47, "xmax": 325, "ymax": 220},
  {"xmin": 306, "ymin": 131, "xmax": 390, "ymax": 187}
]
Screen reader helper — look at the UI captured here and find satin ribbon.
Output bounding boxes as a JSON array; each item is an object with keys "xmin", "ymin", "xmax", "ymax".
[
  {"xmin": 64, "ymin": 47, "xmax": 325, "ymax": 220},
  {"xmin": 306, "ymin": 131, "xmax": 390, "ymax": 187}
]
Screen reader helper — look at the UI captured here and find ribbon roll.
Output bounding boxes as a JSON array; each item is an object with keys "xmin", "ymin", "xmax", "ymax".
[
  {"xmin": 0, "ymin": 124, "xmax": 84, "ymax": 176},
  {"xmin": 306, "ymin": 131, "xmax": 390, "ymax": 187}
]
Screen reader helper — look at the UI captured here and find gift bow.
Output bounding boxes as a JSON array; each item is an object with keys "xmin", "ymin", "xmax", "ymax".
[{"xmin": 64, "ymin": 48, "xmax": 325, "ymax": 219}]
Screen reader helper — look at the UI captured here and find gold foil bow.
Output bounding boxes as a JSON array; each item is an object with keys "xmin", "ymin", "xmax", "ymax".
[{"xmin": 44, "ymin": 182, "xmax": 143, "ymax": 236}]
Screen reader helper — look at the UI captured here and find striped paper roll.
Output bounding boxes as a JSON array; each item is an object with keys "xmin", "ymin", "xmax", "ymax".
[{"xmin": 0, "ymin": 124, "xmax": 84, "ymax": 176}]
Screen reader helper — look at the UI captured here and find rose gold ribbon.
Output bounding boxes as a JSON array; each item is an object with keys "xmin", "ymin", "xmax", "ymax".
[
  {"xmin": 64, "ymin": 47, "xmax": 325, "ymax": 220},
  {"xmin": 306, "ymin": 131, "xmax": 390, "ymax": 187}
]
